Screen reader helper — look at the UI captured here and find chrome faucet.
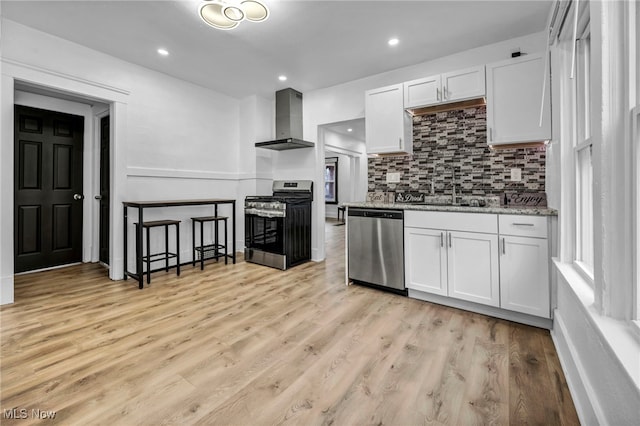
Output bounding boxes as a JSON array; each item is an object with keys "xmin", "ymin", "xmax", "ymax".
[
  {"xmin": 451, "ymin": 167, "xmax": 456, "ymax": 204},
  {"xmin": 444, "ymin": 164, "xmax": 456, "ymax": 205}
]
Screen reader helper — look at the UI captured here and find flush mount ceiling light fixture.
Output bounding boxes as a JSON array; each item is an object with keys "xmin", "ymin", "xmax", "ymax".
[{"xmin": 199, "ymin": 0, "xmax": 269, "ymax": 30}]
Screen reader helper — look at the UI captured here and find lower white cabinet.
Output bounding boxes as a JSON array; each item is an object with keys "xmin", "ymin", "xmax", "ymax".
[
  {"xmin": 405, "ymin": 211, "xmax": 551, "ymax": 321},
  {"xmin": 448, "ymin": 231, "xmax": 500, "ymax": 307},
  {"xmin": 498, "ymin": 216, "xmax": 550, "ymax": 318},
  {"xmin": 404, "ymin": 226, "xmax": 499, "ymax": 307},
  {"xmin": 405, "ymin": 227, "xmax": 447, "ymax": 295}
]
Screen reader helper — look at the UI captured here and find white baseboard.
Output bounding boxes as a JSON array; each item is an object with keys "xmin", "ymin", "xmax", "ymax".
[
  {"xmin": 551, "ymin": 311, "xmax": 601, "ymax": 425},
  {"xmin": 0, "ymin": 274, "xmax": 14, "ymax": 305}
]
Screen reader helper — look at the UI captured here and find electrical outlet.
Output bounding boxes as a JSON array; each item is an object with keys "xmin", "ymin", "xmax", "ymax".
[
  {"xmin": 510, "ymin": 168, "xmax": 522, "ymax": 182},
  {"xmin": 386, "ymin": 172, "xmax": 401, "ymax": 183}
]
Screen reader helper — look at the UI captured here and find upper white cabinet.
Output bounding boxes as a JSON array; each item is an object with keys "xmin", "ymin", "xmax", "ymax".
[
  {"xmin": 365, "ymin": 84, "xmax": 413, "ymax": 154},
  {"xmin": 404, "ymin": 75, "xmax": 441, "ymax": 108},
  {"xmin": 404, "ymin": 66, "xmax": 486, "ymax": 109},
  {"xmin": 442, "ymin": 66, "xmax": 486, "ymax": 103},
  {"xmin": 486, "ymin": 53, "xmax": 551, "ymax": 145}
]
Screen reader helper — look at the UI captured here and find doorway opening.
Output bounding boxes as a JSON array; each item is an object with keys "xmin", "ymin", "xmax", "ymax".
[
  {"xmin": 13, "ymin": 85, "xmax": 111, "ymax": 276},
  {"xmin": 14, "ymin": 105, "xmax": 85, "ymax": 273},
  {"xmin": 320, "ymin": 118, "xmax": 367, "ymax": 226},
  {"xmin": 318, "ymin": 116, "xmax": 368, "ymax": 272}
]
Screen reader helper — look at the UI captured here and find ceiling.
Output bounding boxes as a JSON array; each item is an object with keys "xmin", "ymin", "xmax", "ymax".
[
  {"xmin": 1, "ymin": 1, "xmax": 551, "ymax": 100},
  {"xmin": 323, "ymin": 118, "xmax": 366, "ymax": 143}
]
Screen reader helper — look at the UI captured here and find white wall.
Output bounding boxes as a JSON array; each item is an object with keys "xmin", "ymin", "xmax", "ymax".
[{"xmin": 0, "ymin": 19, "xmax": 248, "ymax": 303}]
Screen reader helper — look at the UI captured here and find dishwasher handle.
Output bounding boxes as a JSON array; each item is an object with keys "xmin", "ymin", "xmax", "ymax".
[{"xmin": 348, "ymin": 209, "xmax": 403, "ymax": 220}]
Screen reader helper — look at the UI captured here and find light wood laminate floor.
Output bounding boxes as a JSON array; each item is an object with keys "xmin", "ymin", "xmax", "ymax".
[{"xmin": 1, "ymin": 220, "xmax": 579, "ymax": 425}]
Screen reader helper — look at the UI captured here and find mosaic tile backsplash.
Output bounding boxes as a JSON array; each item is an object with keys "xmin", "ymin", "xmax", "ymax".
[{"xmin": 368, "ymin": 106, "xmax": 546, "ymax": 199}]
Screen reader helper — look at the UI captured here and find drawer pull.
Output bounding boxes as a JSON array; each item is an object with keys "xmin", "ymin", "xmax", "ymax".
[
  {"xmin": 440, "ymin": 232, "xmax": 444, "ymax": 247},
  {"xmin": 512, "ymin": 223, "xmax": 535, "ymax": 226}
]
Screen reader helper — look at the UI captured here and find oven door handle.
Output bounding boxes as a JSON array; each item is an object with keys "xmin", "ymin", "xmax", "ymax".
[{"xmin": 245, "ymin": 208, "xmax": 286, "ymax": 218}]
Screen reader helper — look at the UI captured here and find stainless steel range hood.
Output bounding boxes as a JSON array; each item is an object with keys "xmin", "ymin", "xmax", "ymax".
[{"xmin": 255, "ymin": 88, "xmax": 314, "ymax": 150}]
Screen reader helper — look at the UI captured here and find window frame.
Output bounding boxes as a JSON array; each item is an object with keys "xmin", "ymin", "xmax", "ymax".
[{"xmin": 572, "ymin": 13, "xmax": 595, "ymax": 284}]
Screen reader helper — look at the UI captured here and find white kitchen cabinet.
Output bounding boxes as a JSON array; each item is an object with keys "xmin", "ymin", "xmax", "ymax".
[
  {"xmin": 447, "ymin": 231, "xmax": 500, "ymax": 307},
  {"xmin": 403, "ymin": 66, "xmax": 485, "ymax": 109},
  {"xmin": 486, "ymin": 52, "xmax": 551, "ymax": 145},
  {"xmin": 441, "ymin": 66, "xmax": 486, "ymax": 103},
  {"xmin": 365, "ymin": 84, "xmax": 413, "ymax": 154},
  {"xmin": 498, "ymin": 215, "xmax": 550, "ymax": 318},
  {"xmin": 404, "ymin": 227, "xmax": 447, "ymax": 295},
  {"xmin": 404, "ymin": 211, "xmax": 499, "ymax": 308},
  {"xmin": 403, "ymin": 74, "xmax": 441, "ymax": 108}
]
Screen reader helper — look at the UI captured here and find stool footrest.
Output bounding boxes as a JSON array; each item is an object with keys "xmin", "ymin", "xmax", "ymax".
[
  {"xmin": 191, "ymin": 216, "xmax": 228, "ymax": 222},
  {"xmin": 142, "ymin": 252, "xmax": 178, "ymax": 262},
  {"xmin": 195, "ymin": 244, "xmax": 225, "ymax": 252}
]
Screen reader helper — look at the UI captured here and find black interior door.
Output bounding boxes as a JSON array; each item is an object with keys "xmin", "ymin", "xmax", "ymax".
[
  {"xmin": 14, "ymin": 105, "xmax": 84, "ymax": 273},
  {"xmin": 99, "ymin": 115, "xmax": 110, "ymax": 264}
]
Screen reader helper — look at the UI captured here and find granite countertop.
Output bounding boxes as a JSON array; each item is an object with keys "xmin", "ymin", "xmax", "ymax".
[{"xmin": 342, "ymin": 202, "xmax": 557, "ymax": 216}]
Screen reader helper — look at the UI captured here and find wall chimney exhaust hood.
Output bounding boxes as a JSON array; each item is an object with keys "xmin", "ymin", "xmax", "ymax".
[{"xmin": 255, "ymin": 88, "xmax": 314, "ymax": 150}]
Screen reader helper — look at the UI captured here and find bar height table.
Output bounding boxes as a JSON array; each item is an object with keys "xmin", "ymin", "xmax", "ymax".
[{"xmin": 123, "ymin": 199, "xmax": 236, "ymax": 289}]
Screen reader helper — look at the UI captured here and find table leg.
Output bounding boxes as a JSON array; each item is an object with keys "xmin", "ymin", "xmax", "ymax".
[
  {"xmin": 200, "ymin": 220, "xmax": 204, "ymax": 271},
  {"xmin": 137, "ymin": 207, "xmax": 144, "ymax": 289},
  {"xmin": 214, "ymin": 205, "xmax": 219, "ymax": 263},
  {"xmin": 192, "ymin": 220, "xmax": 196, "ymax": 267},
  {"xmin": 123, "ymin": 205, "xmax": 128, "ymax": 280},
  {"xmin": 232, "ymin": 201, "xmax": 236, "ymax": 264}
]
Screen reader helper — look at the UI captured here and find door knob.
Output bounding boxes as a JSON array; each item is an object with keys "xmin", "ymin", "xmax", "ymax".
[
  {"xmin": 94, "ymin": 195, "xmax": 102, "ymax": 200},
  {"xmin": 73, "ymin": 194, "xmax": 84, "ymax": 201}
]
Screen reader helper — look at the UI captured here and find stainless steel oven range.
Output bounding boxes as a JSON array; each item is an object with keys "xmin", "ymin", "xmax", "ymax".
[{"xmin": 244, "ymin": 180, "xmax": 313, "ymax": 270}]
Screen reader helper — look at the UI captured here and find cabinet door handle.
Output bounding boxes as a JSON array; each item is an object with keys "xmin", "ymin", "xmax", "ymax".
[
  {"xmin": 399, "ymin": 137, "xmax": 402, "ymax": 148},
  {"xmin": 488, "ymin": 127, "xmax": 492, "ymax": 142},
  {"xmin": 448, "ymin": 233, "xmax": 452, "ymax": 248},
  {"xmin": 436, "ymin": 88, "xmax": 441, "ymax": 101},
  {"xmin": 502, "ymin": 238, "xmax": 506, "ymax": 255},
  {"xmin": 512, "ymin": 223, "xmax": 535, "ymax": 226},
  {"xmin": 440, "ymin": 232, "xmax": 444, "ymax": 247},
  {"xmin": 443, "ymin": 86, "xmax": 448, "ymax": 100}
]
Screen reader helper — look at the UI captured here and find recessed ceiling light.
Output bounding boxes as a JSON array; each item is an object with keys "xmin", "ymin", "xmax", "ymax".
[
  {"xmin": 388, "ymin": 38, "xmax": 399, "ymax": 46},
  {"xmin": 278, "ymin": 75, "xmax": 288, "ymax": 81},
  {"xmin": 347, "ymin": 128, "xmax": 353, "ymax": 132},
  {"xmin": 157, "ymin": 48, "xmax": 169, "ymax": 56}
]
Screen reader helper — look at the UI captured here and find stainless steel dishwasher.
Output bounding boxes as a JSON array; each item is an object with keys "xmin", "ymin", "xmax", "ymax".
[{"xmin": 348, "ymin": 208, "xmax": 406, "ymax": 295}]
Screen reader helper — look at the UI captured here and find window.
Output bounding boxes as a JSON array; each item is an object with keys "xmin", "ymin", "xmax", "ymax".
[
  {"xmin": 574, "ymin": 18, "xmax": 594, "ymax": 280},
  {"xmin": 325, "ymin": 157, "xmax": 338, "ymax": 204}
]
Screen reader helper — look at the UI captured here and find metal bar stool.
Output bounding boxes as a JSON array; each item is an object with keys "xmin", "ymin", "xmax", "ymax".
[
  {"xmin": 134, "ymin": 220, "xmax": 181, "ymax": 284},
  {"xmin": 191, "ymin": 216, "xmax": 228, "ymax": 270}
]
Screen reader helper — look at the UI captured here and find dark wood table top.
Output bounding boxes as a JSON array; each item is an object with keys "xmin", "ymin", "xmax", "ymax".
[{"xmin": 122, "ymin": 199, "xmax": 236, "ymax": 208}]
